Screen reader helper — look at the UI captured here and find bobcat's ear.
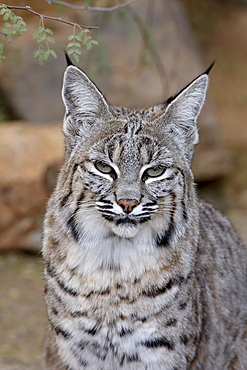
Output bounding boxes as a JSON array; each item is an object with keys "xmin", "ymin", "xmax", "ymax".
[
  {"xmin": 62, "ymin": 65, "xmax": 110, "ymax": 153},
  {"xmin": 162, "ymin": 72, "xmax": 209, "ymax": 162}
]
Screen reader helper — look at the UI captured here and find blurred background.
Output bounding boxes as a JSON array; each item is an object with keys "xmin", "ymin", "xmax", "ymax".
[{"xmin": 0, "ymin": 0, "xmax": 247, "ymax": 368}]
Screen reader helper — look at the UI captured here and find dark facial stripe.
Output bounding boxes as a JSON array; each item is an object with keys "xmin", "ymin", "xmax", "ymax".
[
  {"xmin": 180, "ymin": 170, "xmax": 190, "ymax": 223},
  {"xmin": 141, "ymin": 207, "xmax": 156, "ymax": 212},
  {"xmin": 98, "ymin": 205, "xmax": 113, "ymax": 210},
  {"xmin": 181, "ymin": 200, "xmax": 188, "ymax": 221},
  {"xmin": 61, "ymin": 163, "xmax": 79, "ymax": 199},
  {"xmin": 60, "ymin": 191, "xmax": 73, "ymax": 208},
  {"xmin": 141, "ymin": 336, "xmax": 174, "ymax": 350},
  {"xmin": 144, "ymin": 201, "xmax": 157, "ymax": 207},
  {"xmin": 156, "ymin": 222, "xmax": 175, "ymax": 247},
  {"xmin": 103, "ymin": 214, "xmax": 114, "ymax": 222},
  {"xmin": 156, "ymin": 192, "xmax": 176, "ymax": 247},
  {"xmin": 100, "ymin": 211, "xmax": 116, "ymax": 217},
  {"xmin": 67, "ymin": 211, "xmax": 80, "ymax": 242},
  {"xmin": 98, "ymin": 198, "xmax": 113, "ymax": 204}
]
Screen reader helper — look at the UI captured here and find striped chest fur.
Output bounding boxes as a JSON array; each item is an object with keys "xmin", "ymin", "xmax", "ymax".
[
  {"xmin": 42, "ymin": 60, "xmax": 247, "ymax": 369},
  {"xmin": 44, "ymin": 231, "xmax": 201, "ymax": 369}
]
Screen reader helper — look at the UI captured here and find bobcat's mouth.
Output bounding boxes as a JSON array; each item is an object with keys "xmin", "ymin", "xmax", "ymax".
[
  {"xmin": 103, "ymin": 214, "xmax": 152, "ymax": 238},
  {"xmin": 96, "ymin": 199, "xmax": 154, "ymax": 237},
  {"xmin": 114, "ymin": 217, "xmax": 138, "ymax": 226},
  {"xmin": 111, "ymin": 218, "xmax": 139, "ymax": 238},
  {"xmin": 102, "ymin": 213, "xmax": 151, "ymax": 225}
]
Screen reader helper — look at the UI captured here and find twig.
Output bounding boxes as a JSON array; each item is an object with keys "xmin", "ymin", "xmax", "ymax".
[
  {"xmin": 0, "ymin": 4, "xmax": 98, "ymax": 29},
  {"xmin": 44, "ymin": 0, "xmax": 142, "ymax": 12},
  {"xmin": 130, "ymin": 7, "xmax": 170, "ymax": 95},
  {"xmin": 0, "ymin": 30, "xmax": 13, "ymax": 43}
]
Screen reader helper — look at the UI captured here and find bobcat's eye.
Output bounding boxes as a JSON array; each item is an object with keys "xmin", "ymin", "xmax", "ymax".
[
  {"xmin": 143, "ymin": 166, "xmax": 165, "ymax": 179},
  {"xmin": 95, "ymin": 161, "xmax": 116, "ymax": 178}
]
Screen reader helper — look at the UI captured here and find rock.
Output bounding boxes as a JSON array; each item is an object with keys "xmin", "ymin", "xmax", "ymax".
[{"xmin": 0, "ymin": 121, "xmax": 63, "ymax": 251}]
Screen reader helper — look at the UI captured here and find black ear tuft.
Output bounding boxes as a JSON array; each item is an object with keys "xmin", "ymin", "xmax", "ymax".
[
  {"xmin": 204, "ymin": 61, "xmax": 215, "ymax": 75},
  {"xmin": 166, "ymin": 63, "xmax": 214, "ymax": 106},
  {"xmin": 64, "ymin": 51, "xmax": 74, "ymax": 66}
]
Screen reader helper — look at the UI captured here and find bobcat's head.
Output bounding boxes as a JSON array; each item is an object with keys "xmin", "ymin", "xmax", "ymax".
[{"xmin": 61, "ymin": 61, "xmax": 210, "ymax": 241}]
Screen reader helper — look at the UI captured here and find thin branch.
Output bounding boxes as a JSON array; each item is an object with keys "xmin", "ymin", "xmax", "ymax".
[
  {"xmin": 0, "ymin": 30, "xmax": 13, "ymax": 43},
  {"xmin": 0, "ymin": 4, "xmax": 98, "ymax": 29},
  {"xmin": 44, "ymin": 0, "xmax": 142, "ymax": 12},
  {"xmin": 130, "ymin": 7, "xmax": 170, "ymax": 96}
]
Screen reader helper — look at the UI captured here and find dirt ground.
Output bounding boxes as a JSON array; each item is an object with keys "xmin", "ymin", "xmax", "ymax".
[
  {"xmin": 0, "ymin": 253, "xmax": 45, "ymax": 369},
  {"xmin": 1, "ymin": 1, "xmax": 247, "ymax": 369}
]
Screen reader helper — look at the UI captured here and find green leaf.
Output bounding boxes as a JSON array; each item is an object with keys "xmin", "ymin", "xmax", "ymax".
[
  {"xmin": 49, "ymin": 49, "xmax": 57, "ymax": 59},
  {"xmin": 35, "ymin": 26, "xmax": 46, "ymax": 34},
  {"xmin": 66, "ymin": 26, "xmax": 98, "ymax": 64},
  {"xmin": 0, "ymin": 9, "xmax": 6, "ymax": 16},
  {"xmin": 67, "ymin": 34, "xmax": 75, "ymax": 41},
  {"xmin": 74, "ymin": 34, "xmax": 83, "ymax": 41},
  {"xmin": 46, "ymin": 36, "xmax": 55, "ymax": 44},
  {"xmin": 67, "ymin": 49, "xmax": 75, "ymax": 55},
  {"xmin": 0, "ymin": 42, "xmax": 5, "ymax": 66},
  {"xmin": 3, "ymin": 12, "xmax": 10, "ymax": 21},
  {"xmin": 67, "ymin": 42, "xmax": 76, "ymax": 48},
  {"xmin": 33, "ymin": 50, "xmax": 41, "ymax": 58},
  {"xmin": 86, "ymin": 43, "xmax": 92, "ymax": 51},
  {"xmin": 43, "ymin": 49, "xmax": 50, "ymax": 59},
  {"xmin": 45, "ymin": 28, "xmax": 53, "ymax": 35},
  {"xmin": 73, "ymin": 54, "xmax": 79, "ymax": 63},
  {"xmin": 73, "ymin": 41, "xmax": 81, "ymax": 48},
  {"xmin": 36, "ymin": 35, "xmax": 47, "ymax": 43}
]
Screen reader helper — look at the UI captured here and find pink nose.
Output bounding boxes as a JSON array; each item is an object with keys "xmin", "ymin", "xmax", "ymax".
[{"xmin": 118, "ymin": 199, "xmax": 139, "ymax": 214}]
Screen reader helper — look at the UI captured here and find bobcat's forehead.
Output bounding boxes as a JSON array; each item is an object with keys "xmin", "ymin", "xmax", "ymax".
[{"xmin": 90, "ymin": 128, "xmax": 169, "ymax": 172}]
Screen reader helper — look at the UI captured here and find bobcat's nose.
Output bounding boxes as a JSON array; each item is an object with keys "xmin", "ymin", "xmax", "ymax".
[{"xmin": 118, "ymin": 199, "xmax": 139, "ymax": 214}]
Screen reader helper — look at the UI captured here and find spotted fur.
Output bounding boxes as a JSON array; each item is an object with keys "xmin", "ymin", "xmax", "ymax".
[{"xmin": 42, "ymin": 64, "xmax": 247, "ymax": 369}]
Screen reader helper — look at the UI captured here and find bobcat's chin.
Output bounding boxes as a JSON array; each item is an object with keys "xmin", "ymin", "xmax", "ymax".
[{"xmin": 110, "ymin": 223, "xmax": 139, "ymax": 238}]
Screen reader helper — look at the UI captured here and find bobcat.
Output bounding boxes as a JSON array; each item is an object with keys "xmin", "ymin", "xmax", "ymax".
[{"xmin": 42, "ymin": 58, "xmax": 247, "ymax": 369}]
